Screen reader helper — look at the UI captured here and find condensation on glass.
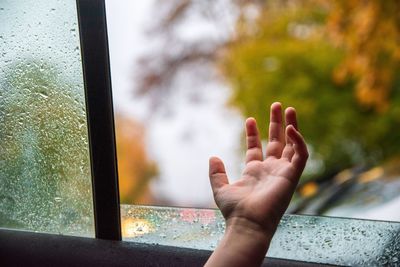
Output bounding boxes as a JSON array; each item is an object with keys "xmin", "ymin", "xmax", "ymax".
[
  {"xmin": 0, "ymin": 1, "xmax": 94, "ymax": 236},
  {"xmin": 121, "ymin": 205, "xmax": 400, "ymax": 266}
]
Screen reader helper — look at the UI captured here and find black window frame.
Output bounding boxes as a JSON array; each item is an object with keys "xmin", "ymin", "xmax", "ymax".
[{"xmin": 77, "ymin": 0, "xmax": 121, "ymax": 241}]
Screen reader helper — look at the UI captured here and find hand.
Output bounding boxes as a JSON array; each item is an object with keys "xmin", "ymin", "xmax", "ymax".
[{"xmin": 206, "ymin": 102, "xmax": 308, "ymax": 267}]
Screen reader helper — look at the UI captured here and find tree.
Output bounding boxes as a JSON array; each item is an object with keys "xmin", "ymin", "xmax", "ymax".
[
  {"xmin": 327, "ymin": 0, "xmax": 400, "ymax": 112},
  {"xmin": 221, "ymin": 0, "xmax": 400, "ymax": 179},
  {"xmin": 115, "ymin": 115, "xmax": 158, "ymax": 204},
  {"xmin": 134, "ymin": 0, "xmax": 236, "ymax": 108}
]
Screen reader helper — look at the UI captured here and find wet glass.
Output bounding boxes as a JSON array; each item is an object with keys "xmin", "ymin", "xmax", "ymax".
[
  {"xmin": 0, "ymin": 0, "xmax": 94, "ymax": 236},
  {"xmin": 121, "ymin": 205, "xmax": 400, "ymax": 266}
]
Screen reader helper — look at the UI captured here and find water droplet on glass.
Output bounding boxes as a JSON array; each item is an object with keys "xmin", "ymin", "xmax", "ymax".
[{"xmin": 38, "ymin": 92, "xmax": 49, "ymax": 99}]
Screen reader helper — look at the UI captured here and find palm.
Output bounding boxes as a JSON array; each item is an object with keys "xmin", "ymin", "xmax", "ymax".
[{"xmin": 209, "ymin": 103, "xmax": 308, "ymax": 231}]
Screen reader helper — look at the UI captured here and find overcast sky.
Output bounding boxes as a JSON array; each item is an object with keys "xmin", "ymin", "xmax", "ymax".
[{"xmin": 105, "ymin": 0, "xmax": 244, "ymax": 207}]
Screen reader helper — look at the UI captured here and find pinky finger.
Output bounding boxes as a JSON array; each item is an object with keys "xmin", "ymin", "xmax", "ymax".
[{"xmin": 286, "ymin": 125, "xmax": 309, "ymax": 172}]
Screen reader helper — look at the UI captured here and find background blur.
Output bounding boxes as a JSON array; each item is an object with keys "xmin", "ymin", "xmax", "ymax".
[{"xmin": 106, "ymin": 0, "xmax": 400, "ymax": 221}]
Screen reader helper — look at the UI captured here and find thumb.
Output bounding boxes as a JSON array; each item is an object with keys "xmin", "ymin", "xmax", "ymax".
[{"xmin": 209, "ymin": 156, "xmax": 229, "ymax": 195}]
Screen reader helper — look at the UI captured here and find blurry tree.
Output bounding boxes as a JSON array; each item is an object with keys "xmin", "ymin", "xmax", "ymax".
[
  {"xmin": 327, "ymin": 0, "xmax": 400, "ymax": 112},
  {"xmin": 136, "ymin": 0, "xmax": 400, "ymax": 180},
  {"xmin": 0, "ymin": 60, "xmax": 93, "ymax": 234},
  {"xmin": 135, "ymin": 0, "xmax": 238, "ymax": 108},
  {"xmin": 115, "ymin": 115, "xmax": 158, "ymax": 204},
  {"xmin": 221, "ymin": 0, "xmax": 400, "ymax": 179}
]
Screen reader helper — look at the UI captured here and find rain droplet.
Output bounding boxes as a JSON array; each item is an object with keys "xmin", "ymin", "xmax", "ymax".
[{"xmin": 38, "ymin": 92, "xmax": 49, "ymax": 99}]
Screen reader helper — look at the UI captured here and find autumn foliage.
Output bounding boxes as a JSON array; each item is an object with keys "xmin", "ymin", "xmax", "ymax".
[
  {"xmin": 328, "ymin": 0, "xmax": 400, "ymax": 112},
  {"xmin": 221, "ymin": 0, "xmax": 400, "ymax": 179},
  {"xmin": 115, "ymin": 115, "xmax": 158, "ymax": 204}
]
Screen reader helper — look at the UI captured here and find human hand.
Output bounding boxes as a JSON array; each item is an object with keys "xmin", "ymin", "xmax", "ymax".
[
  {"xmin": 206, "ymin": 102, "xmax": 308, "ymax": 267},
  {"xmin": 209, "ymin": 102, "xmax": 308, "ymax": 233}
]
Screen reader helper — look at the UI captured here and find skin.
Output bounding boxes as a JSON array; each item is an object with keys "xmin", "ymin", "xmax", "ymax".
[{"xmin": 205, "ymin": 102, "xmax": 309, "ymax": 267}]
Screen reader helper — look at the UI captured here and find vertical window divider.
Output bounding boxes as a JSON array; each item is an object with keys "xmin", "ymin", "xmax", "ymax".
[{"xmin": 76, "ymin": 0, "xmax": 121, "ymax": 240}]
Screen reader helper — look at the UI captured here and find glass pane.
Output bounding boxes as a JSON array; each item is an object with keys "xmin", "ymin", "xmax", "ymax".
[
  {"xmin": 121, "ymin": 205, "xmax": 400, "ymax": 266},
  {"xmin": 110, "ymin": 1, "xmax": 400, "ymax": 264},
  {"xmin": 0, "ymin": 0, "xmax": 94, "ymax": 236},
  {"xmin": 107, "ymin": 1, "xmax": 400, "ymax": 222}
]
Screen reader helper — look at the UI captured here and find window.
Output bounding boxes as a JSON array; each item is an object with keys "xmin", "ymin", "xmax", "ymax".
[
  {"xmin": 1, "ymin": 0, "xmax": 400, "ymax": 266},
  {"xmin": 107, "ymin": 0, "xmax": 400, "ymax": 265},
  {"xmin": 0, "ymin": 0, "xmax": 94, "ymax": 237}
]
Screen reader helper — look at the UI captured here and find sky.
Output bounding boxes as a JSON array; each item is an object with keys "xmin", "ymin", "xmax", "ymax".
[{"xmin": 105, "ymin": 0, "xmax": 244, "ymax": 207}]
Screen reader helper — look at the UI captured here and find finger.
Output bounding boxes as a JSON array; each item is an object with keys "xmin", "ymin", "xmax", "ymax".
[
  {"xmin": 285, "ymin": 107, "xmax": 298, "ymax": 131},
  {"xmin": 282, "ymin": 126, "xmax": 295, "ymax": 160},
  {"xmin": 266, "ymin": 102, "xmax": 285, "ymax": 158},
  {"xmin": 286, "ymin": 126, "xmax": 309, "ymax": 173},
  {"xmin": 282, "ymin": 108, "xmax": 298, "ymax": 160},
  {"xmin": 209, "ymin": 157, "xmax": 229, "ymax": 195},
  {"xmin": 245, "ymin": 117, "xmax": 263, "ymax": 163}
]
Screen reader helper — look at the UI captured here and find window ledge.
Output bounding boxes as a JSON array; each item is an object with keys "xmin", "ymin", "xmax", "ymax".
[{"xmin": 0, "ymin": 228, "xmax": 329, "ymax": 266}]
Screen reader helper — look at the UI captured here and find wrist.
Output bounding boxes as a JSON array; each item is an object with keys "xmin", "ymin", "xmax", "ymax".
[
  {"xmin": 225, "ymin": 216, "xmax": 278, "ymax": 240},
  {"xmin": 209, "ymin": 217, "xmax": 275, "ymax": 267}
]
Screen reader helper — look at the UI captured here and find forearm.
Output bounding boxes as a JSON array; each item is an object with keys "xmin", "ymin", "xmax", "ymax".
[{"xmin": 205, "ymin": 217, "xmax": 276, "ymax": 267}]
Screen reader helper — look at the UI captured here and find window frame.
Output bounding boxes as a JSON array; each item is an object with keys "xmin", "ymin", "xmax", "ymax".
[
  {"xmin": 0, "ymin": 228, "xmax": 328, "ymax": 267},
  {"xmin": 76, "ymin": 0, "xmax": 121, "ymax": 241}
]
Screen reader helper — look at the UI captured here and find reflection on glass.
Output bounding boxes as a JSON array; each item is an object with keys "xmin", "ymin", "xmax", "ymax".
[
  {"xmin": 108, "ymin": 1, "xmax": 400, "ymax": 221},
  {"xmin": 0, "ymin": 0, "xmax": 94, "ymax": 236},
  {"xmin": 121, "ymin": 205, "xmax": 400, "ymax": 266}
]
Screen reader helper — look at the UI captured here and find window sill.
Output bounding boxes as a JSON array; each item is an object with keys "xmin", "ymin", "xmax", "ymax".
[{"xmin": 0, "ymin": 228, "xmax": 329, "ymax": 266}]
